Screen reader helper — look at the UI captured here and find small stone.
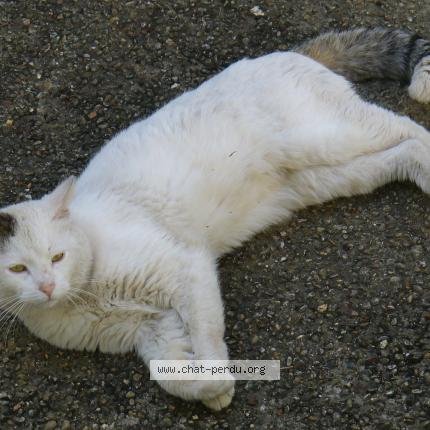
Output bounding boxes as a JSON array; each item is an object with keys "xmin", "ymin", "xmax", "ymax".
[
  {"xmin": 247, "ymin": 394, "xmax": 258, "ymax": 406},
  {"xmin": 61, "ymin": 421, "xmax": 71, "ymax": 430},
  {"xmin": 44, "ymin": 421, "xmax": 57, "ymax": 430},
  {"xmin": 380, "ymin": 339, "xmax": 388, "ymax": 349},
  {"xmin": 411, "ymin": 245, "xmax": 423, "ymax": 257},
  {"xmin": 317, "ymin": 304, "xmax": 328, "ymax": 313},
  {"xmin": 22, "ymin": 18, "xmax": 31, "ymax": 26},
  {"xmin": 132, "ymin": 373, "xmax": 142, "ymax": 382},
  {"xmin": 250, "ymin": 6, "xmax": 265, "ymax": 16},
  {"xmin": 5, "ymin": 119, "xmax": 13, "ymax": 127},
  {"xmin": 162, "ymin": 417, "xmax": 172, "ymax": 426},
  {"xmin": 88, "ymin": 111, "xmax": 97, "ymax": 119},
  {"xmin": 389, "ymin": 276, "xmax": 401, "ymax": 286},
  {"xmin": 126, "ymin": 391, "xmax": 135, "ymax": 399}
]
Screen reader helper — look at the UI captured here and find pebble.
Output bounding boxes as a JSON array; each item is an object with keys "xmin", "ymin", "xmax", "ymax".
[
  {"xmin": 132, "ymin": 373, "xmax": 142, "ymax": 382},
  {"xmin": 250, "ymin": 6, "xmax": 265, "ymax": 16},
  {"xmin": 162, "ymin": 417, "xmax": 172, "ymax": 426},
  {"xmin": 61, "ymin": 420, "xmax": 71, "ymax": 430},
  {"xmin": 411, "ymin": 245, "xmax": 423, "ymax": 257},
  {"xmin": 317, "ymin": 304, "xmax": 328, "ymax": 313},
  {"xmin": 126, "ymin": 391, "xmax": 135, "ymax": 399},
  {"xmin": 380, "ymin": 339, "xmax": 388, "ymax": 349},
  {"xmin": 44, "ymin": 420, "xmax": 57, "ymax": 430},
  {"xmin": 389, "ymin": 276, "xmax": 401, "ymax": 286}
]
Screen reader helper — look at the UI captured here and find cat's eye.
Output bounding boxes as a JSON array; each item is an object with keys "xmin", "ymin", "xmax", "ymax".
[
  {"xmin": 51, "ymin": 252, "xmax": 65, "ymax": 263},
  {"xmin": 9, "ymin": 264, "xmax": 27, "ymax": 273}
]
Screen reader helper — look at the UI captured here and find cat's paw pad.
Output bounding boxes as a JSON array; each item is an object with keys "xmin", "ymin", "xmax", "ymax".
[{"xmin": 202, "ymin": 386, "xmax": 235, "ymax": 411}]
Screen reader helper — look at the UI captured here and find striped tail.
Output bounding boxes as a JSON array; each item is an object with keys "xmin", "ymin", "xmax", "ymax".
[{"xmin": 295, "ymin": 28, "xmax": 430, "ymax": 103}]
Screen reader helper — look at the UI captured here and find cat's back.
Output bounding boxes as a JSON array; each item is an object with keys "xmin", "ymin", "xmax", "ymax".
[{"xmin": 74, "ymin": 50, "xmax": 355, "ymax": 218}]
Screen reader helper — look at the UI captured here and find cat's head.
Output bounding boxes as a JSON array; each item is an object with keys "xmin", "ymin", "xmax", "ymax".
[{"xmin": 0, "ymin": 177, "xmax": 91, "ymax": 307}]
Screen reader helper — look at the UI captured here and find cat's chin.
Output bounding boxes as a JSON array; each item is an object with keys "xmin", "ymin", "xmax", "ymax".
[
  {"xmin": 44, "ymin": 299, "xmax": 61, "ymax": 308},
  {"xmin": 26, "ymin": 295, "xmax": 66, "ymax": 308}
]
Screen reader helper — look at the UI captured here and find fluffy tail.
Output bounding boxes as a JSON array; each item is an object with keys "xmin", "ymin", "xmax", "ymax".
[{"xmin": 295, "ymin": 28, "xmax": 430, "ymax": 103}]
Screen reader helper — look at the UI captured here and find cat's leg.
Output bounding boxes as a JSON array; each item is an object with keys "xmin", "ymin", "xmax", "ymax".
[
  {"xmin": 284, "ymin": 138, "xmax": 430, "ymax": 209},
  {"xmin": 167, "ymin": 248, "xmax": 235, "ymax": 409},
  {"xmin": 135, "ymin": 309, "xmax": 234, "ymax": 410},
  {"xmin": 169, "ymin": 250, "xmax": 229, "ymax": 360},
  {"xmin": 276, "ymin": 99, "xmax": 430, "ymax": 170}
]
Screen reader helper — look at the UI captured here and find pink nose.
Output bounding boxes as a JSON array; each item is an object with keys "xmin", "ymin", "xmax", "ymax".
[{"xmin": 39, "ymin": 282, "xmax": 55, "ymax": 299}]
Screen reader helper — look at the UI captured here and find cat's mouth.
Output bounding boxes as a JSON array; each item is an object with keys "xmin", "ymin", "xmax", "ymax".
[
  {"xmin": 44, "ymin": 298, "xmax": 60, "ymax": 308},
  {"xmin": 27, "ymin": 294, "xmax": 66, "ymax": 308}
]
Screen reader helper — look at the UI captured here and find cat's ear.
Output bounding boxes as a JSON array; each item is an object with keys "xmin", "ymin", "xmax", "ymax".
[
  {"xmin": 43, "ymin": 176, "xmax": 76, "ymax": 219},
  {"xmin": 0, "ymin": 213, "xmax": 16, "ymax": 240}
]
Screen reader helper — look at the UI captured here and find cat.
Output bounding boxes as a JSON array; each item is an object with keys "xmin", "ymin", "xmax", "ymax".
[{"xmin": 0, "ymin": 28, "xmax": 429, "ymax": 410}]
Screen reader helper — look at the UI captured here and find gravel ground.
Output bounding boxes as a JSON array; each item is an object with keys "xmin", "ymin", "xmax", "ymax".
[{"xmin": 1, "ymin": 1, "xmax": 430, "ymax": 429}]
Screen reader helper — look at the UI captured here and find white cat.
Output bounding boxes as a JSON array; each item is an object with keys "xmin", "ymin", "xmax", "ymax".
[{"xmin": 0, "ymin": 28, "xmax": 429, "ymax": 410}]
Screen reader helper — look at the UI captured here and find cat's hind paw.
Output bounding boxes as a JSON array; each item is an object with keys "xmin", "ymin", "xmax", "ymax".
[{"xmin": 408, "ymin": 56, "xmax": 430, "ymax": 103}]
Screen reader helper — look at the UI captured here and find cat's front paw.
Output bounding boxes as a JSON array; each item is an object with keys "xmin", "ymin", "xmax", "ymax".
[
  {"xmin": 196, "ymin": 374, "xmax": 235, "ymax": 410},
  {"xmin": 201, "ymin": 384, "xmax": 235, "ymax": 411}
]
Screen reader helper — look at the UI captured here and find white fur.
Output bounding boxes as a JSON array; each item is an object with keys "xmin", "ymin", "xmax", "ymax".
[
  {"xmin": 408, "ymin": 55, "xmax": 430, "ymax": 103},
  {"xmin": 1, "ymin": 51, "xmax": 430, "ymax": 410}
]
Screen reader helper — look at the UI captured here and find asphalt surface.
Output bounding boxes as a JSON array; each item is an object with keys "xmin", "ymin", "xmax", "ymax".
[{"xmin": 0, "ymin": 1, "xmax": 429, "ymax": 429}]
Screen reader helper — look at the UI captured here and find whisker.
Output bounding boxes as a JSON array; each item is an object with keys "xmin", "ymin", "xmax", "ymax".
[
  {"xmin": 0, "ymin": 301, "xmax": 23, "ymax": 327},
  {"xmin": 12, "ymin": 303, "xmax": 26, "ymax": 340},
  {"xmin": 67, "ymin": 294, "xmax": 84, "ymax": 308},
  {"xmin": 0, "ymin": 296, "xmax": 19, "ymax": 309},
  {"xmin": 66, "ymin": 295, "xmax": 84, "ymax": 311},
  {"xmin": 4, "ymin": 302, "xmax": 25, "ymax": 344},
  {"xmin": 0, "ymin": 296, "xmax": 17, "ymax": 304},
  {"xmin": 71, "ymin": 288, "xmax": 99, "ymax": 299},
  {"xmin": 0, "ymin": 301, "xmax": 22, "ymax": 320},
  {"xmin": 0, "ymin": 301, "xmax": 24, "ymax": 345},
  {"xmin": 68, "ymin": 289, "xmax": 88, "ymax": 301}
]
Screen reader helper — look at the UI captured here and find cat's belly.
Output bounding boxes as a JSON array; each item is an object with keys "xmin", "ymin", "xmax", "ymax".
[{"xmin": 190, "ymin": 172, "xmax": 290, "ymax": 254}]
